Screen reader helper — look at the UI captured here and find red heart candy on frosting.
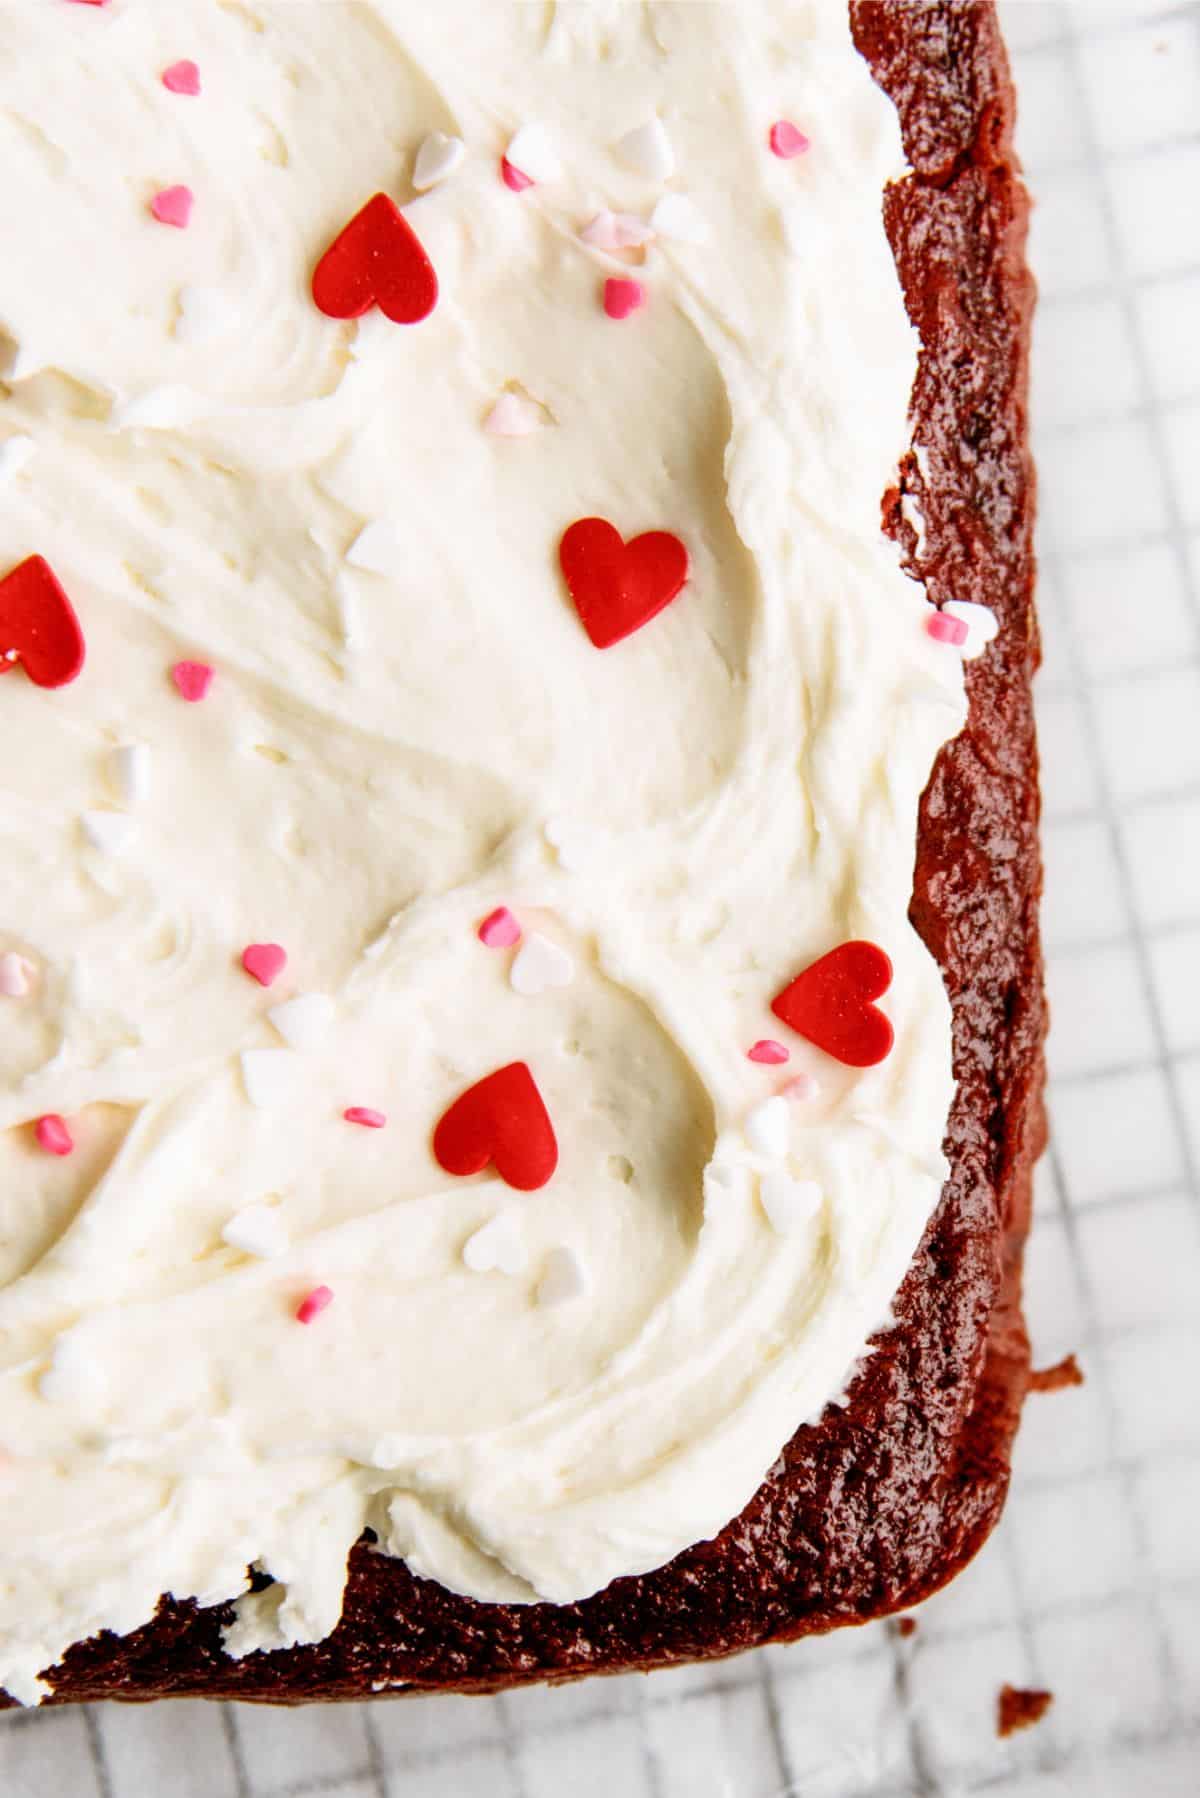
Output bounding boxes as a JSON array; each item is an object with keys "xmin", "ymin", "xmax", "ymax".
[
  {"xmin": 771, "ymin": 941, "xmax": 895, "ymax": 1069},
  {"xmin": 433, "ymin": 1062, "xmax": 558, "ymax": 1192},
  {"xmin": 0, "ymin": 556, "xmax": 86, "ymax": 688},
  {"xmin": 312, "ymin": 193, "xmax": 438, "ymax": 325},
  {"xmin": 559, "ymin": 518, "xmax": 689, "ymax": 650}
]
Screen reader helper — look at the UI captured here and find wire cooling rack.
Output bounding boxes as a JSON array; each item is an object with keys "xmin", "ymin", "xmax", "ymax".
[{"xmin": 3, "ymin": 3, "xmax": 1199, "ymax": 1793}]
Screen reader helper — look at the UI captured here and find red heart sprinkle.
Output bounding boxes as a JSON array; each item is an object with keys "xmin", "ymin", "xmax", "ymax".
[
  {"xmin": 559, "ymin": 518, "xmax": 689, "ymax": 650},
  {"xmin": 771, "ymin": 941, "xmax": 895, "ymax": 1068},
  {"xmin": 0, "ymin": 556, "xmax": 85, "ymax": 688},
  {"xmin": 242, "ymin": 942, "xmax": 287, "ymax": 988},
  {"xmin": 312, "ymin": 193, "xmax": 438, "ymax": 325},
  {"xmin": 162, "ymin": 60, "xmax": 202, "ymax": 96},
  {"xmin": 171, "ymin": 659, "xmax": 214, "ymax": 702},
  {"xmin": 35, "ymin": 1115, "xmax": 74, "ymax": 1157},
  {"xmin": 500, "ymin": 157, "xmax": 535, "ymax": 192},
  {"xmin": 433, "ymin": 1062, "xmax": 558, "ymax": 1192}
]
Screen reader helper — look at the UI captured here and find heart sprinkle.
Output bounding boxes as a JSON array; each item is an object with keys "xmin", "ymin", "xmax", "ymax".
[
  {"xmin": 0, "ymin": 556, "xmax": 86, "ymax": 687},
  {"xmin": 603, "ymin": 278, "xmax": 646, "ymax": 321},
  {"xmin": 748, "ymin": 1039, "xmax": 790, "ymax": 1065},
  {"xmin": 312, "ymin": 193, "xmax": 438, "ymax": 325},
  {"xmin": 0, "ymin": 953, "xmax": 35, "ymax": 998},
  {"xmin": 769, "ymin": 121, "xmax": 810, "ymax": 159},
  {"xmin": 781, "ymin": 1072, "xmax": 819, "ymax": 1102},
  {"xmin": 510, "ymin": 932, "xmax": 573, "ymax": 996},
  {"xmin": 926, "ymin": 611, "xmax": 969, "ymax": 648},
  {"xmin": 943, "ymin": 600, "xmax": 1000, "ymax": 659},
  {"xmin": 462, "ymin": 1211, "xmax": 528, "ymax": 1276},
  {"xmin": 500, "ymin": 157, "xmax": 535, "ymax": 193},
  {"xmin": 344, "ymin": 1106, "xmax": 387, "ymax": 1129},
  {"xmin": 110, "ymin": 743, "xmax": 151, "ymax": 808},
  {"xmin": 171, "ymin": 659, "xmax": 214, "ymax": 702},
  {"xmin": 412, "ymin": 131, "xmax": 465, "ymax": 191},
  {"xmin": 504, "ymin": 122, "xmax": 560, "ymax": 185},
  {"xmin": 478, "ymin": 906, "xmax": 522, "ymax": 948},
  {"xmin": 80, "ymin": 811, "xmax": 134, "ymax": 855},
  {"xmin": 484, "ymin": 393, "xmax": 542, "ymax": 437},
  {"xmin": 559, "ymin": 517, "xmax": 689, "ymax": 649},
  {"xmin": 35, "ymin": 1115, "xmax": 74, "ymax": 1157},
  {"xmin": 745, "ymin": 1096, "xmax": 790, "ymax": 1158},
  {"xmin": 614, "ymin": 118, "xmax": 676, "ymax": 182},
  {"xmin": 150, "ymin": 185, "xmax": 194, "ymax": 229},
  {"xmin": 433, "ymin": 1062, "xmax": 558, "ymax": 1192},
  {"xmin": 162, "ymin": 60, "xmax": 202, "ymax": 96},
  {"xmin": 268, "ymin": 993, "xmax": 334, "ymax": 1050},
  {"xmin": 772, "ymin": 941, "xmax": 895, "ymax": 1068},
  {"xmin": 536, "ymin": 1244, "xmax": 587, "ymax": 1308},
  {"xmin": 241, "ymin": 942, "xmax": 288, "ymax": 987},
  {"xmin": 295, "ymin": 1285, "xmax": 334, "ymax": 1325},
  {"xmin": 759, "ymin": 1172, "xmax": 822, "ymax": 1236},
  {"xmin": 222, "ymin": 1204, "xmax": 289, "ymax": 1259}
]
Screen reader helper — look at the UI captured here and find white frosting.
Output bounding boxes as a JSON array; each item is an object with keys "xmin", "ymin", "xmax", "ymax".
[{"xmin": 0, "ymin": 1, "xmax": 967, "ymax": 1703}]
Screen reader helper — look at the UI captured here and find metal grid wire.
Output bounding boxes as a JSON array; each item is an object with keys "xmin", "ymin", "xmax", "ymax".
[{"xmin": 4, "ymin": 2, "xmax": 1200, "ymax": 1792}]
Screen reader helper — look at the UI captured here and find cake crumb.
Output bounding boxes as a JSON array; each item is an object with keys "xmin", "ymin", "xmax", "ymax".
[
  {"xmin": 893, "ymin": 1616, "xmax": 918, "ymax": 1639},
  {"xmin": 1030, "ymin": 1353, "xmax": 1084, "ymax": 1393},
  {"xmin": 997, "ymin": 1684, "xmax": 1054, "ymax": 1737}
]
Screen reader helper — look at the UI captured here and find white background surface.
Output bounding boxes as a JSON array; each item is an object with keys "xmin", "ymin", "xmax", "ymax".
[{"xmin": 3, "ymin": 2, "xmax": 1199, "ymax": 1792}]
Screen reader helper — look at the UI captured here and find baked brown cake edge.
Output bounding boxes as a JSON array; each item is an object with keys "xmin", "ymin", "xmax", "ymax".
[{"xmin": 9, "ymin": 0, "xmax": 1044, "ymax": 1708}]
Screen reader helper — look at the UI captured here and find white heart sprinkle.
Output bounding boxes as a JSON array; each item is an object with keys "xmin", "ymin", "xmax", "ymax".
[
  {"xmin": 240, "ymin": 1049, "xmax": 297, "ymax": 1109},
  {"xmin": 543, "ymin": 815, "xmax": 584, "ymax": 871},
  {"xmin": 0, "ymin": 952, "xmax": 35, "ymax": 998},
  {"xmin": 80, "ymin": 811, "xmax": 135, "ymax": 856},
  {"xmin": 413, "ymin": 130, "xmax": 466, "ymax": 191},
  {"xmin": 759, "ymin": 1172, "xmax": 822, "ymax": 1236},
  {"xmin": 109, "ymin": 743, "xmax": 151, "ymax": 808},
  {"xmin": 942, "ymin": 600, "xmax": 1000, "ymax": 660},
  {"xmin": 613, "ymin": 212, "xmax": 654, "ymax": 248},
  {"xmin": 0, "ymin": 435, "xmax": 34, "ymax": 484},
  {"xmin": 175, "ymin": 285, "xmax": 234, "ymax": 344},
  {"xmin": 222, "ymin": 1203, "xmax": 290, "ymax": 1259},
  {"xmin": 485, "ymin": 393, "xmax": 542, "ymax": 437},
  {"xmin": 650, "ymin": 193, "xmax": 710, "ymax": 245},
  {"xmin": 268, "ymin": 993, "xmax": 335, "ymax": 1051},
  {"xmin": 614, "ymin": 117, "xmax": 675, "ymax": 182},
  {"xmin": 537, "ymin": 1245, "xmax": 587, "ymax": 1308},
  {"xmin": 463, "ymin": 1211, "xmax": 528, "ymax": 1276},
  {"xmin": 510, "ymin": 932, "xmax": 574, "ymax": 996},
  {"xmin": 580, "ymin": 210, "xmax": 620, "ymax": 249},
  {"xmin": 345, "ymin": 520, "xmax": 407, "ymax": 580},
  {"xmin": 506, "ymin": 122, "xmax": 561, "ymax": 184},
  {"xmin": 745, "ymin": 1096, "xmax": 790, "ymax": 1159}
]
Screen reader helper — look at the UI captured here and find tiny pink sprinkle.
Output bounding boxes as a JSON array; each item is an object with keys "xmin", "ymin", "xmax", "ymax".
[
  {"xmin": 171, "ymin": 660, "xmax": 214, "ymax": 702},
  {"xmin": 67, "ymin": 1, "xmax": 109, "ymax": 7},
  {"xmin": 35, "ymin": 1115, "xmax": 74, "ymax": 1157},
  {"xmin": 769, "ymin": 121, "xmax": 810, "ymax": 160},
  {"xmin": 748, "ymin": 1039, "xmax": 790, "ymax": 1066},
  {"xmin": 295, "ymin": 1285, "xmax": 334, "ymax": 1326},
  {"xmin": 926, "ymin": 611, "xmax": 969, "ymax": 648},
  {"xmin": 241, "ymin": 942, "xmax": 288, "ymax": 987},
  {"xmin": 162, "ymin": 60, "xmax": 202, "ymax": 97},
  {"xmin": 603, "ymin": 278, "xmax": 646, "ymax": 321},
  {"xmin": 501, "ymin": 157, "xmax": 535, "ymax": 193},
  {"xmin": 344, "ymin": 1107, "xmax": 387, "ymax": 1129},
  {"xmin": 781, "ymin": 1073, "xmax": 818, "ymax": 1102},
  {"xmin": 150, "ymin": 185, "xmax": 194, "ymax": 229},
  {"xmin": 478, "ymin": 906, "xmax": 522, "ymax": 949}
]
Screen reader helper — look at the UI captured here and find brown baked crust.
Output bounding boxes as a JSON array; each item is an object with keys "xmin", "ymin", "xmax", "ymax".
[{"xmin": 8, "ymin": 0, "xmax": 1043, "ymax": 1707}]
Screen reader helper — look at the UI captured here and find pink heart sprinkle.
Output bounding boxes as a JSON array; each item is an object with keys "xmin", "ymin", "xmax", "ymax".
[
  {"xmin": 781, "ymin": 1073, "xmax": 818, "ymax": 1102},
  {"xmin": 603, "ymin": 278, "xmax": 646, "ymax": 321},
  {"xmin": 926, "ymin": 611, "xmax": 969, "ymax": 648},
  {"xmin": 67, "ymin": 1, "xmax": 109, "ymax": 7},
  {"xmin": 501, "ymin": 157, "xmax": 535, "ymax": 193},
  {"xmin": 171, "ymin": 660, "xmax": 214, "ymax": 702},
  {"xmin": 748, "ymin": 1039, "xmax": 790, "ymax": 1066},
  {"xmin": 35, "ymin": 1115, "xmax": 74, "ymax": 1157},
  {"xmin": 162, "ymin": 60, "xmax": 202, "ymax": 97},
  {"xmin": 478, "ymin": 906, "xmax": 522, "ymax": 949},
  {"xmin": 151, "ymin": 185, "xmax": 195, "ymax": 229},
  {"xmin": 769, "ymin": 121, "xmax": 810, "ymax": 160},
  {"xmin": 241, "ymin": 942, "xmax": 288, "ymax": 988},
  {"xmin": 295, "ymin": 1285, "xmax": 334, "ymax": 1326},
  {"xmin": 344, "ymin": 1107, "xmax": 387, "ymax": 1129}
]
